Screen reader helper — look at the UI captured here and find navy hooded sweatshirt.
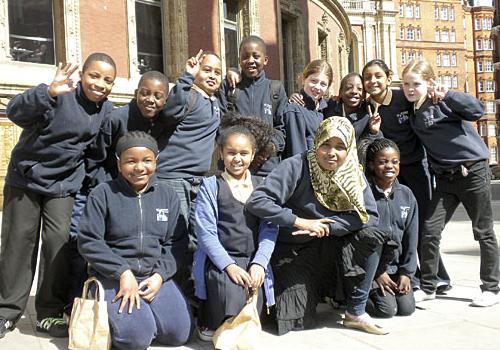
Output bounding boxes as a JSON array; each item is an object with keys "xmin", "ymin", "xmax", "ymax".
[
  {"xmin": 77, "ymin": 176, "xmax": 187, "ymax": 281},
  {"xmin": 6, "ymin": 82, "xmax": 113, "ymax": 197}
]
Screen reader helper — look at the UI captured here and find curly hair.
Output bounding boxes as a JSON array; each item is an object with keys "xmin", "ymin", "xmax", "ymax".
[{"xmin": 218, "ymin": 111, "xmax": 276, "ymax": 172}]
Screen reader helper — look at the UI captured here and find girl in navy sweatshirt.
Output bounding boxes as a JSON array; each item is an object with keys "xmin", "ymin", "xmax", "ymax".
[
  {"xmin": 78, "ymin": 131, "xmax": 192, "ymax": 349},
  {"xmin": 365, "ymin": 139, "xmax": 418, "ymax": 317},
  {"xmin": 0, "ymin": 53, "xmax": 115, "ymax": 339},
  {"xmin": 193, "ymin": 113, "xmax": 278, "ymax": 341},
  {"xmin": 282, "ymin": 59, "xmax": 332, "ymax": 159},
  {"xmin": 401, "ymin": 59, "xmax": 499, "ymax": 307},
  {"xmin": 247, "ymin": 117, "xmax": 396, "ymax": 335}
]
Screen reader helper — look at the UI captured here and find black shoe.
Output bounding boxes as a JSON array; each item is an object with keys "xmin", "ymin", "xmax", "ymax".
[
  {"xmin": 0, "ymin": 318, "xmax": 14, "ymax": 339},
  {"xmin": 436, "ymin": 284, "xmax": 452, "ymax": 295},
  {"xmin": 36, "ymin": 317, "xmax": 68, "ymax": 338}
]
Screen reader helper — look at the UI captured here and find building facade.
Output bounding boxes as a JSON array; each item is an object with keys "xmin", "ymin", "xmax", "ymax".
[{"xmin": 471, "ymin": 0, "xmax": 497, "ymax": 164}]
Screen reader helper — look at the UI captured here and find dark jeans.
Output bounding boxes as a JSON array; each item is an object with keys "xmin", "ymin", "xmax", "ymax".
[
  {"xmin": 102, "ymin": 278, "xmax": 193, "ymax": 349},
  {"xmin": 366, "ymin": 276, "xmax": 415, "ymax": 318},
  {"xmin": 0, "ymin": 185, "xmax": 74, "ymax": 322},
  {"xmin": 420, "ymin": 160, "xmax": 500, "ymax": 293},
  {"xmin": 399, "ymin": 159, "xmax": 451, "ymax": 286}
]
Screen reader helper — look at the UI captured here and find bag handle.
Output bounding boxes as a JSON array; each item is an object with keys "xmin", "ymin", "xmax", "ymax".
[{"xmin": 81, "ymin": 277, "xmax": 106, "ymax": 302}]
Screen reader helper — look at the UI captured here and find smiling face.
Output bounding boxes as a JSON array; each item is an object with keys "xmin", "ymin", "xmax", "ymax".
[
  {"xmin": 315, "ymin": 137, "xmax": 347, "ymax": 172},
  {"xmin": 194, "ymin": 54, "xmax": 222, "ymax": 95},
  {"xmin": 220, "ymin": 133, "xmax": 255, "ymax": 180},
  {"xmin": 117, "ymin": 147, "xmax": 157, "ymax": 192},
  {"xmin": 362, "ymin": 64, "xmax": 391, "ymax": 103},
  {"xmin": 79, "ymin": 60, "xmax": 116, "ymax": 103},
  {"xmin": 340, "ymin": 75, "xmax": 364, "ymax": 111},
  {"xmin": 135, "ymin": 78, "xmax": 167, "ymax": 118},
  {"xmin": 403, "ymin": 72, "xmax": 429, "ymax": 103},
  {"xmin": 239, "ymin": 42, "xmax": 268, "ymax": 78},
  {"xmin": 303, "ymin": 71, "xmax": 330, "ymax": 101},
  {"xmin": 369, "ymin": 147, "xmax": 400, "ymax": 188}
]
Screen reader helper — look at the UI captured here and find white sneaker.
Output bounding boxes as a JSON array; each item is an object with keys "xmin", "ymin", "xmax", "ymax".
[
  {"xmin": 470, "ymin": 291, "xmax": 499, "ymax": 307},
  {"xmin": 414, "ymin": 289, "xmax": 436, "ymax": 303},
  {"xmin": 197, "ymin": 326, "xmax": 214, "ymax": 342}
]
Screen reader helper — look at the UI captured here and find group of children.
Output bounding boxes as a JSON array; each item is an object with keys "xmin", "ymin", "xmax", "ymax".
[{"xmin": 0, "ymin": 33, "xmax": 498, "ymax": 348}]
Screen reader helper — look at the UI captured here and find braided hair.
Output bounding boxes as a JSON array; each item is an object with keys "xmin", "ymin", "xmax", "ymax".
[{"xmin": 363, "ymin": 138, "xmax": 400, "ymax": 178}]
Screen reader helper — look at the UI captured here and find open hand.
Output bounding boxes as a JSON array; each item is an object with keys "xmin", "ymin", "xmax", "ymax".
[
  {"xmin": 48, "ymin": 62, "xmax": 79, "ymax": 97},
  {"xmin": 288, "ymin": 92, "xmax": 305, "ymax": 106},
  {"xmin": 113, "ymin": 270, "xmax": 140, "ymax": 314},
  {"xmin": 376, "ymin": 272, "xmax": 398, "ymax": 296}
]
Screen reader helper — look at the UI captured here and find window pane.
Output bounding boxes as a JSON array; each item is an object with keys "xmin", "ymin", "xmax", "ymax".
[
  {"xmin": 224, "ymin": 28, "xmax": 239, "ymax": 70},
  {"xmin": 223, "ymin": 0, "xmax": 238, "ymax": 21},
  {"xmin": 8, "ymin": 0, "xmax": 55, "ymax": 64},
  {"xmin": 136, "ymin": 1, "xmax": 164, "ymax": 73}
]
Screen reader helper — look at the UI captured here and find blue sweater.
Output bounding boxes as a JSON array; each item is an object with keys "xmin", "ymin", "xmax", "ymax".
[
  {"xmin": 219, "ymin": 70, "xmax": 287, "ymax": 176},
  {"xmin": 246, "ymin": 153, "xmax": 379, "ymax": 245},
  {"xmin": 370, "ymin": 181, "xmax": 418, "ymax": 277},
  {"xmin": 192, "ymin": 175, "xmax": 278, "ymax": 305},
  {"xmin": 6, "ymin": 82, "xmax": 113, "ymax": 197},
  {"xmin": 77, "ymin": 176, "xmax": 187, "ymax": 281},
  {"xmin": 282, "ymin": 91, "xmax": 327, "ymax": 159},
  {"xmin": 409, "ymin": 91, "xmax": 488, "ymax": 171},
  {"xmin": 159, "ymin": 72, "xmax": 221, "ymax": 178}
]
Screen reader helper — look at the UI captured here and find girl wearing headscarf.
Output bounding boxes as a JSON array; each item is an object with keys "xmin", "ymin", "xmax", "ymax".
[{"xmin": 246, "ymin": 117, "xmax": 395, "ymax": 335}]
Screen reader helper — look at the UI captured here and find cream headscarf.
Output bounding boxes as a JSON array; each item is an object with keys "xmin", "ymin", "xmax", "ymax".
[{"xmin": 307, "ymin": 116, "xmax": 369, "ymax": 223}]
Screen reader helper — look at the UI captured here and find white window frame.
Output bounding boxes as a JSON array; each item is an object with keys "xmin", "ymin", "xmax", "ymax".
[
  {"xmin": 475, "ymin": 18, "xmax": 481, "ymax": 30},
  {"xmin": 399, "ymin": 4, "xmax": 404, "ymax": 17},
  {"xmin": 452, "ymin": 75, "xmax": 458, "ymax": 89},
  {"xmin": 435, "ymin": 30, "xmax": 440, "ymax": 42},
  {"xmin": 486, "ymin": 101, "xmax": 497, "ymax": 114},
  {"xmin": 449, "ymin": 6, "xmax": 454, "ymax": 20},
  {"xmin": 401, "ymin": 51, "xmax": 406, "ymax": 65},
  {"xmin": 485, "ymin": 61, "xmax": 493, "ymax": 72},
  {"xmin": 450, "ymin": 31, "xmax": 456, "ymax": 42},
  {"xmin": 415, "ymin": 4, "xmax": 420, "ymax": 18},
  {"xmin": 440, "ymin": 7, "xmax": 448, "ymax": 20},
  {"xmin": 400, "ymin": 27, "xmax": 405, "ymax": 40},
  {"xmin": 477, "ymin": 61, "xmax": 484, "ymax": 72},
  {"xmin": 478, "ymin": 81, "xmax": 484, "ymax": 92},
  {"xmin": 441, "ymin": 30, "xmax": 449, "ymax": 42},
  {"xmin": 434, "ymin": 6, "xmax": 439, "ymax": 20},
  {"xmin": 486, "ymin": 80, "xmax": 495, "ymax": 92},
  {"xmin": 476, "ymin": 39, "xmax": 482, "ymax": 50},
  {"xmin": 406, "ymin": 4, "xmax": 414, "ymax": 18},
  {"xmin": 442, "ymin": 53, "xmax": 450, "ymax": 67},
  {"xmin": 451, "ymin": 53, "xmax": 456, "ymax": 66},
  {"xmin": 407, "ymin": 28, "xmax": 415, "ymax": 41}
]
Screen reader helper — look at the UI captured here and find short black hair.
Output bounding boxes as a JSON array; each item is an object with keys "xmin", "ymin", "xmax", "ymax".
[
  {"xmin": 138, "ymin": 70, "xmax": 169, "ymax": 91},
  {"xmin": 115, "ymin": 131, "xmax": 158, "ymax": 157},
  {"xmin": 239, "ymin": 35, "xmax": 267, "ymax": 55},
  {"xmin": 361, "ymin": 138, "xmax": 400, "ymax": 178},
  {"xmin": 82, "ymin": 52, "xmax": 117, "ymax": 74}
]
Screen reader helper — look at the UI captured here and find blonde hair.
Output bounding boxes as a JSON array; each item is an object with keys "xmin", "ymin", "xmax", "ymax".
[
  {"xmin": 402, "ymin": 59, "xmax": 436, "ymax": 82},
  {"xmin": 302, "ymin": 59, "xmax": 334, "ymax": 88}
]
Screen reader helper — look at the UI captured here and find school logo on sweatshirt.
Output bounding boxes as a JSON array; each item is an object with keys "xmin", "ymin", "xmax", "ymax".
[
  {"xmin": 156, "ymin": 209, "xmax": 169, "ymax": 222},
  {"xmin": 400, "ymin": 206, "xmax": 410, "ymax": 219},
  {"xmin": 264, "ymin": 103, "xmax": 272, "ymax": 115},
  {"xmin": 397, "ymin": 111, "xmax": 409, "ymax": 124}
]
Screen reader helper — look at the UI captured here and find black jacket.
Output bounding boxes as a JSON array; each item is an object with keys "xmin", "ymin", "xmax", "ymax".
[{"xmin": 77, "ymin": 176, "xmax": 187, "ymax": 281}]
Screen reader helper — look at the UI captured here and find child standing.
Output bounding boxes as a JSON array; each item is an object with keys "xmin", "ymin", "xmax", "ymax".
[
  {"xmin": 362, "ymin": 59, "xmax": 451, "ymax": 292},
  {"xmin": 282, "ymin": 60, "xmax": 332, "ymax": 159},
  {"xmin": 77, "ymin": 131, "xmax": 192, "ymax": 349},
  {"xmin": 0, "ymin": 53, "xmax": 116, "ymax": 338},
  {"xmin": 219, "ymin": 35, "xmax": 287, "ymax": 176},
  {"xmin": 193, "ymin": 113, "xmax": 278, "ymax": 341},
  {"xmin": 365, "ymin": 139, "xmax": 418, "ymax": 317},
  {"xmin": 401, "ymin": 59, "xmax": 500, "ymax": 306}
]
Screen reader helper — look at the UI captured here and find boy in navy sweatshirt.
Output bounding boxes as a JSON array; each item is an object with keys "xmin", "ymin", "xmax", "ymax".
[
  {"xmin": 402, "ymin": 59, "xmax": 499, "ymax": 307},
  {"xmin": 219, "ymin": 35, "xmax": 287, "ymax": 176},
  {"xmin": 0, "ymin": 53, "xmax": 116, "ymax": 339}
]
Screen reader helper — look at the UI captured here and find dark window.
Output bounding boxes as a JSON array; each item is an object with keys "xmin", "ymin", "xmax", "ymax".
[
  {"xmin": 223, "ymin": 0, "xmax": 239, "ymax": 70},
  {"xmin": 136, "ymin": 0, "xmax": 164, "ymax": 74},
  {"xmin": 8, "ymin": 0, "xmax": 55, "ymax": 64}
]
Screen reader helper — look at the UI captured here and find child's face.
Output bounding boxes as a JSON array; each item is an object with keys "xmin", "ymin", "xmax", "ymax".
[
  {"xmin": 369, "ymin": 147, "xmax": 400, "ymax": 186},
  {"xmin": 403, "ymin": 72, "xmax": 429, "ymax": 103},
  {"xmin": 239, "ymin": 42, "xmax": 268, "ymax": 78},
  {"xmin": 315, "ymin": 137, "xmax": 347, "ymax": 172},
  {"xmin": 340, "ymin": 76, "xmax": 364, "ymax": 109},
  {"xmin": 303, "ymin": 71, "xmax": 330, "ymax": 101},
  {"xmin": 135, "ymin": 78, "xmax": 168, "ymax": 118},
  {"xmin": 79, "ymin": 60, "xmax": 116, "ymax": 103},
  {"xmin": 194, "ymin": 54, "xmax": 222, "ymax": 95},
  {"xmin": 220, "ymin": 133, "xmax": 255, "ymax": 180},
  {"xmin": 362, "ymin": 65, "xmax": 391, "ymax": 100},
  {"xmin": 117, "ymin": 147, "xmax": 157, "ymax": 192}
]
